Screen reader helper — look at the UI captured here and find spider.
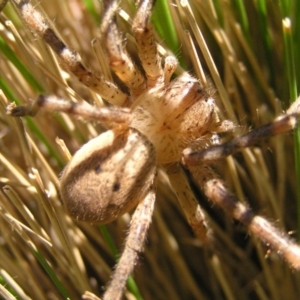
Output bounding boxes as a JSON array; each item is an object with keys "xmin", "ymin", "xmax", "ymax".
[{"xmin": 4, "ymin": 0, "xmax": 300, "ymax": 299}]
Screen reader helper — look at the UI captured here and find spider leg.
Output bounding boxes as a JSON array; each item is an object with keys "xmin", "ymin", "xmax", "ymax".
[
  {"xmin": 103, "ymin": 186, "xmax": 156, "ymax": 300},
  {"xmin": 7, "ymin": 95, "xmax": 132, "ymax": 126},
  {"xmin": 100, "ymin": 1, "xmax": 146, "ymax": 100},
  {"xmin": 11, "ymin": 0, "xmax": 129, "ymax": 106},
  {"xmin": 183, "ymin": 96, "xmax": 300, "ymax": 165},
  {"xmin": 167, "ymin": 165, "xmax": 210, "ymax": 243},
  {"xmin": 186, "ymin": 165, "xmax": 300, "ymax": 269},
  {"xmin": 132, "ymin": 0, "xmax": 165, "ymax": 88},
  {"xmin": 181, "ymin": 97, "xmax": 300, "ymax": 268}
]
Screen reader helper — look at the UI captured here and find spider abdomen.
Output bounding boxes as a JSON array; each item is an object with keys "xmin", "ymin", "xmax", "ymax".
[{"xmin": 60, "ymin": 128, "xmax": 156, "ymax": 224}]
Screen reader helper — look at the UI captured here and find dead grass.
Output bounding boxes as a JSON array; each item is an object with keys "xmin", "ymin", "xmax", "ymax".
[{"xmin": 0, "ymin": 0, "xmax": 299, "ymax": 299}]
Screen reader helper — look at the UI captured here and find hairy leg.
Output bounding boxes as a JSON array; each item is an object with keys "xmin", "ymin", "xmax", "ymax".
[
  {"xmin": 187, "ymin": 165, "xmax": 300, "ymax": 269},
  {"xmin": 103, "ymin": 187, "xmax": 156, "ymax": 300}
]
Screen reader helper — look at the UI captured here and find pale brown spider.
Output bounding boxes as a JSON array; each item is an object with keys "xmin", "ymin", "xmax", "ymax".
[{"xmin": 4, "ymin": 0, "xmax": 300, "ymax": 299}]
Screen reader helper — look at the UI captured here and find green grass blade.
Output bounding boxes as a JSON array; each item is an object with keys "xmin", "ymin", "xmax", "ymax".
[
  {"xmin": 82, "ymin": 0, "xmax": 99, "ymax": 23},
  {"xmin": 0, "ymin": 36, "xmax": 44, "ymax": 92},
  {"xmin": 232, "ymin": 0, "xmax": 250, "ymax": 41},
  {"xmin": 152, "ymin": 0, "xmax": 181, "ymax": 60},
  {"xmin": 281, "ymin": 3, "xmax": 300, "ymax": 239},
  {"xmin": 33, "ymin": 250, "xmax": 70, "ymax": 299}
]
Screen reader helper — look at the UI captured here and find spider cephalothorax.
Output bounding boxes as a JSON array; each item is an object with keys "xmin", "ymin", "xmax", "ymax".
[
  {"xmin": 131, "ymin": 74, "xmax": 231, "ymax": 164},
  {"xmin": 5, "ymin": 1, "xmax": 300, "ymax": 300}
]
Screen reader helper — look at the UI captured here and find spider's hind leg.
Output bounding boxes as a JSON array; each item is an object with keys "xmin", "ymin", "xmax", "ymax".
[
  {"xmin": 7, "ymin": 95, "xmax": 132, "ymax": 126},
  {"xmin": 103, "ymin": 187, "xmax": 156, "ymax": 300}
]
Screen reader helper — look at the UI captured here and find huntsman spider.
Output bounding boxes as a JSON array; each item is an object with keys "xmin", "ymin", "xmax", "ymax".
[{"xmin": 3, "ymin": 0, "xmax": 300, "ymax": 299}]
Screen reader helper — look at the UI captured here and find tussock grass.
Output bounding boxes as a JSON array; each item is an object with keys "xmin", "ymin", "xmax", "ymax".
[{"xmin": 0, "ymin": 0, "xmax": 300, "ymax": 299}]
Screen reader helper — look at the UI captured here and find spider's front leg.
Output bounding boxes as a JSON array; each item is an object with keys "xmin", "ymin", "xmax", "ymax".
[
  {"xmin": 132, "ymin": 0, "xmax": 163, "ymax": 88},
  {"xmin": 183, "ymin": 95, "xmax": 300, "ymax": 165},
  {"xmin": 182, "ymin": 96, "xmax": 300, "ymax": 269},
  {"xmin": 100, "ymin": 0, "xmax": 146, "ymax": 99}
]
